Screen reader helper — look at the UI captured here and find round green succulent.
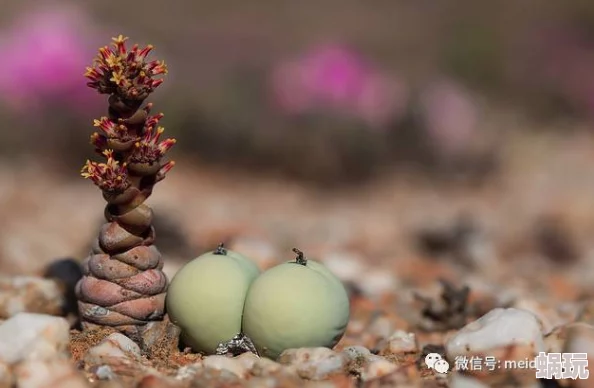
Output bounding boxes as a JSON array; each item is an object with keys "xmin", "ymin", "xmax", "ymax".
[
  {"xmin": 166, "ymin": 244, "xmax": 260, "ymax": 354},
  {"xmin": 241, "ymin": 248, "xmax": 350, "ymax": 359}
]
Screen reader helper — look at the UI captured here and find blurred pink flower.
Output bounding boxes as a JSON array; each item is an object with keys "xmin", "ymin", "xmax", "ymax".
[
  {"xmin": 0, "ymin": 4, "xmax": 100, "ymax": 113},
  {"xmin": 419, "ymin": 79, "xmax": 479, "ymax": 156},
  {"xmin": 270, "ymin": 44, "xmax": 408, "ymax": 128}
]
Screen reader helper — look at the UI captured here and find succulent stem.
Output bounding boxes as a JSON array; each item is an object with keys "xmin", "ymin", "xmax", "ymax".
[{"xmin": 75, "ymin": 36, "xmax": 175, "ymax": 343}]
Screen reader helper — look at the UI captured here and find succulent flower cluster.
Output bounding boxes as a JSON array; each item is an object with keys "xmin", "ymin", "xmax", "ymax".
[{"xmin": 76, "ymin": 36, "xmax": 175, "ymax": 343}]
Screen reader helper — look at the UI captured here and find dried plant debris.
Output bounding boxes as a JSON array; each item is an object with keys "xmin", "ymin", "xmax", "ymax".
[
  {"xmin": 534, "ymin": 215, "xmax": 580, "ymax": 265},
  {"xmin": 414, "ymin": 214, "xmax": 487, "ymax": 268},
  {"xmin": 416, "ymin": 279, "xmax": 470, "ymax": 331}
]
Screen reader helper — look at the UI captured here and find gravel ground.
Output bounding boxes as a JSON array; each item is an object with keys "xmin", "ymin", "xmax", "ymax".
[{"xmin": 1, "ymin": 129, "xmax": 594, "ymax": 387}]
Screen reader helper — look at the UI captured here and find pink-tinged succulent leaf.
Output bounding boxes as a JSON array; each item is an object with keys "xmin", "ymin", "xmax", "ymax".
[
  {"xmin": 129, "ymin": 125, "xmax": 176, "ymax": 164},
  {"xmin": 156, "ymin": 160, "xmax": 176, "ymax": 182},
  {"xmin": 85, "ymin": 35, "xmax": 167, "ymax": 99},
  {"xmin": 81, "ymin": 150, "xmax": 130, "ymax": 193}
]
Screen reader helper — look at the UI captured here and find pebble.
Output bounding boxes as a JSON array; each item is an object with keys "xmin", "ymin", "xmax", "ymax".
[
  {"xmin": 278, "ymin": 348, "xmax": 347, "ymax": 380},
  {"xmin": 341, "ymin": 346, "xmax": 372, "ymax": 362},
  {"xmin": 543, "ymin": 325, "xmax": 566, "ymax": 353},
  {"xmin": 235, "ymin": 351, "xmax": 260, "ymax": 371},
  {"xmin": 382, "ymin": 330, "xmax": 417, "ymax": 355},
  {"xmin": 563, "ymin": 322, "xmax": 594, "ymax": 356},
  {"xmin": 0, "ymin": 313, "xmax": 86, "ymax": 387},
  {"xmin": 0, "ymin": 313, "xmax": 70, "ymax": 364},
  {"xmin": 340, "ymin": 346, "xmax": 397, "ymax": 381},
  {"xmin": 577, "ymin": 299, "xmax": 594, "ymax": 325},
  {"xmin": 0, "ymin": 276, "xmax": 64, "ymax": 318},
  {"xmin": 367, "ymin": 316, "xmax": 396, "ymax": 340},
  {"xmin": 321, "ymin": 251, "xmax": 365, "ymax": 283},
  {"xmin": 250, "ymin": 356, "xmax": 285, "ymax": 376},
  {"xmin": 84, "ymin": 333, "xmax": 148, "ymax": 382},
  {"xmin": 202, "ymin": 355, "xmax": 249, "ymax": 378},
  {"xmin": 14, "ymin": 359, "xmax": 90, "ymax": 388},
  {"xmin": 513, "ymin": 299, "xmax": 565, "ymax": 335},
  {"xmin": 84, "ymin": 333, "xmax": 141, "ymax": 365},
  {"xmin": 357, "ymin": 269, "xmax": 398, "ymax": 299},
  {"xmin": 445, "ymin": 307, "xmax": 545, "ymax": 358},
  {"xmin": 360, "ymin": 355, "xmax": 397, "ymax": 382}
]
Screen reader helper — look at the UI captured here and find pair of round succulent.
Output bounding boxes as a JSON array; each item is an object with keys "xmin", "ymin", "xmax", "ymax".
[{"xmin": 166, "ymin": 245, "xmax": 350, "ymax": 360}]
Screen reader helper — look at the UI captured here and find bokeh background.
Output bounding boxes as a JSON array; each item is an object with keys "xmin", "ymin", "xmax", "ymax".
[{"xmin": 3, "ymin": 0, "xmax": 594, "ymax": 300}]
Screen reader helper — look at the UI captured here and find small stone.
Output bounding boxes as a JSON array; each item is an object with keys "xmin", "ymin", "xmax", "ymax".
[
  {"xmin": 341, "ymin": 346, "xmax": 372, "ymax": 362},
  {"xmin": 577, "ymin": 299, "xmax": 594, "ymax": 325},
  {"xmin": 137, "ymin": 374, "xmax": 184, "ymax": 388},
  {"xmin": 139, "ymin": 316, "xmax": 180, "ymax": 357},
  {"xmin": 15, "ymin": 359, "xmax": 90, "ymax": 388},
  {"xmin": 381, "ymin": 331, "xmax": 417, "ymax": 355},
  {"xmin": 84, "ymin": 333, "xmax": 146, "ymax": 381},
  {"xmin": 0, "ymin": 313, "xmax": 70, "ymax": 364},
  {"xmin": 543, "ymin": 325, "xmax": 566, "ymax": 353},
  {"xmin": 95, "ymin": 365, "xmax": 116, "ymax": 380},
  {"xmin": 85, "ymin": 333, "xmax": 141, "ymax": 366},
  {"xmin": 445, "ymin": 308, "xmax": 545, "ymax": 358},
  {"xmin": 321, "ymin": 252, "xmax": 365, "ymax": 283},
  {"xmin": 250, "ymin": 357, "xmax": 285, "ymax": 377},
  {"xmin": 278, "ymin": 348, "xmax": 347, "ymax": 380},
  {"xmin": 235, "ymin": 351, "xmax": 259, "ymax": 371},
  {"xmin": 202, "ymin": 355, "xmax": 249, "ymax": 378},
  {"xmin": 360, "ymin": 355, "xmax": 397, "ymax": 381},
  {"xmin": 174, "ymin": 365, "xmax": 198, "ymax": 381},
  {"xmin": 513, "ymin": 299, "xmax": 565, "ymax": 335},
  {"xmin": 0, "ymin": 277, "xmax": 64, "ymax": 318},
  {"xmin": 367, "ymin": 316, "xmax": 395, "ymax": 339},
  {"xmin": 357, "ymin": 270, "xmax": 398, "ymax": 299},
  {"xmin": 563, "ymin": 322, "xmax": 594, "ymax": 356}
]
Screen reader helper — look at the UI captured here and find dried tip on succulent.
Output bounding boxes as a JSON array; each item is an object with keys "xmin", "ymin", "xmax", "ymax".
[
  {"xmin": 156, "ymin": 160, "xmax": 176, "ymax": 182},
  {"xmin": 84, "ymin": 35, "xmax": 167, "ymax": 100},
  {"xmin": 292, "ymin": 248, "xmax": 308, "ymax": 266},
  {"xmin": 81, "ymin": 149, "xmax": 130, "ymax": 193}
]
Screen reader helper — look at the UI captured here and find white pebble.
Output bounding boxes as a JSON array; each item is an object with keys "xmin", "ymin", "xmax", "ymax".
[
  {"xmin": 84, "ymin": 333, "xmax": 141, "ymax": 367},
  {"xmin": 278, "ymin": 348, "xmax": 347, "ymax": 380},
  {"xmin": 251, "ymin": 357, "xmax": 284, "ymax": 376},
  {"xmin": 14, "ymin": 359, "xmax": 89, "ymax": 388},
  {"xmin": 564, "ymin": 323, "xmax": 594, "ymax": 356},
  {"xmin": 342, "ymin": 346, "xmax": 372, "ymax": 362},
  {"xmin": 357, "ymin": 270, "xmax": 398, "ymax": 298},
  {"xmin": 321, "ymin": 252, "xmax": 365, "ymax": 283},
  {"xmin": 0, "ymin": 313, "xmax": 70, "ymax": 364},
  {"xmin": 360, "ymin": 356, "xmax": 397, "ymax": 381},
  {"xmin": 385, "ymin": 331, "xmax": 417, "ymax": 354},
  {"xmin": 235, "ymin": 351, "xmax": 259, "ymax": 370},
  {"xmin": 446, "ymin": 308, "xmax": 545, "ymax": 358},
  {"xmin": 202, "ymin": 355, "xmax": 249, "ymax": 378}
]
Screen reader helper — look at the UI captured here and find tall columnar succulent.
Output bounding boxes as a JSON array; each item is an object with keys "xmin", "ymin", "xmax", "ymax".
[{"xmin": 75, "ymin": 36, "xmax": 176, "ymax": 341}]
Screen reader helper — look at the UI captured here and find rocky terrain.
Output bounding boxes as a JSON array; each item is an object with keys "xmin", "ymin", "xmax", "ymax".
[{"xmin": 1, "ymin": 129, "xmax": 594, "ymax": 387}]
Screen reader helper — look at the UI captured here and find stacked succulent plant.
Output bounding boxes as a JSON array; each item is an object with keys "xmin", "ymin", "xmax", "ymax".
[
  {"xmin": 75, "ymin": 35, "xmax": 176, "ymax": 342},
  {"xmin": 75, "ymin": 36, "xmax": 351, "ymax": 360}
]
